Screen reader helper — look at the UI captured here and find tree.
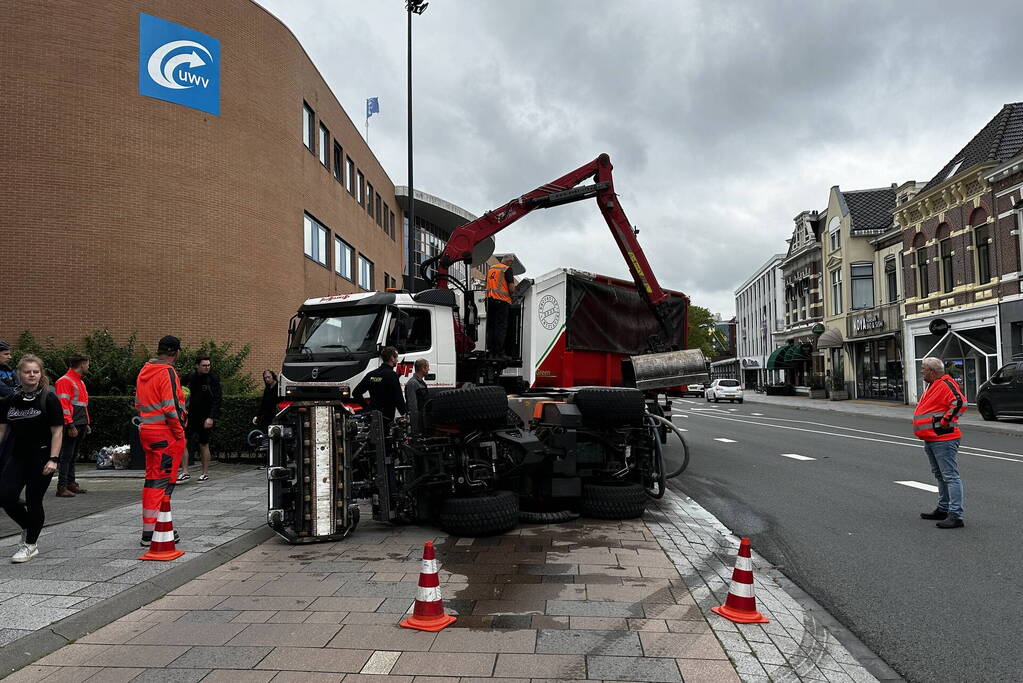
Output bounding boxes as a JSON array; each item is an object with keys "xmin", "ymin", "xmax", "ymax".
[{"xmin": 687, "ymin": 305, "xmax": 717, "ymax": 357}]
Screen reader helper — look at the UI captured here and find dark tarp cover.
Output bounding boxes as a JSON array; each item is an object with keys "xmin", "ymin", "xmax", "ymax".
[{"xmin": 565, "ymin": 274, "xmax": 686, "ymax": 354}]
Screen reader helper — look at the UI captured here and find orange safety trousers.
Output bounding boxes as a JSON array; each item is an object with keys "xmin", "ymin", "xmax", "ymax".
[{"xmin": 141, "ymin": 425, "xmax": 185, "ymax": 534}]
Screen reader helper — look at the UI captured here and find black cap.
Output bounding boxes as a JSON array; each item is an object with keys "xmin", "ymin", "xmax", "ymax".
[
  {"xmin": 0, "ymin": 339, "xmax": 10, "ymax": 351},
  {"xmin": 158, "ymin": 335, "xmax": 181, "ymax": 352}
]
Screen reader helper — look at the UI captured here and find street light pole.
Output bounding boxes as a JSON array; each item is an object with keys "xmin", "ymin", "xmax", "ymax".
[{"xmin": 406, "ymin": 0, "xmax": 428, "ymax": 292}]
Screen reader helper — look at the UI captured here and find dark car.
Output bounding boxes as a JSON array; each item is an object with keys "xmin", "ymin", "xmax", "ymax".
[{"xmin": 976, "ymin": 361, "xmax": 1023, "ymax": 421}]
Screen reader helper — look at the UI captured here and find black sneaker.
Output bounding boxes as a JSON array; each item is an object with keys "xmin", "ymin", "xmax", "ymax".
[
  {"xmin": 920, "ymin": 508, "xmax": 948, "ymax": 520},
  {"xmin": 936, "ymin": 516, "xmax": 964, "ymax": 529}
]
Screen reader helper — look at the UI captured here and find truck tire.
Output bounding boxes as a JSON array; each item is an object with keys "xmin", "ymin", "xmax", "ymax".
[
  {"xmin": 424, "ymin": 386, "xmax": 508, "ymax": 429},
  {"xmin": 573, "ymin": 387, "xmax": 645, "ymax": 426},
  {"xmin": 519, "ymin": 509, "xmax": 580, "ymax": 525},
  {"xmin": 579, "ymin": 482, "xmax": 647, "ymax": 520},
  {"xmin": 439, "ymin": 490, "xmax": 519, "ymax": 537}
]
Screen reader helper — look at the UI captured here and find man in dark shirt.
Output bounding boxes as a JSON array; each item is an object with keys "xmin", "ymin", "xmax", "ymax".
[
  {"xmin": 0, "ymin": 340, "xmax": 18, "ymax": 397},
  {"xmin": 181, "ymin": 355, "xmax": 222, "ymax": 482},
  {"xmin": 403, "ymin": 359, "xmax": 430, "ymax": 433},
  {"xmin": 353, "ymin": 347, "xmax": 406, "ymax": 421}
]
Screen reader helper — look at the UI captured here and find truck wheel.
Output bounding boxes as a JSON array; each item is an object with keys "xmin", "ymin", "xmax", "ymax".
[
  {"xmin": 424, "ymin": 386, "xmax": 509, "ymax": 429},
  {"xmin": 579, "ymin": 482, "xmax": 647, "ymax": 519},
  {"xmin": 519, "ymin": 509, "xmax": 580, "ymax": 524},
  {"xmin": 574, "ymin": 387, "xmax": 645, "ymax": 426},
  {"xmin": 439, "ymin": 491, "xmax": 519, "ymax": 537}
]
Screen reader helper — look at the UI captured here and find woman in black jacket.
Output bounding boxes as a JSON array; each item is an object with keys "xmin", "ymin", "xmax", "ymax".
[{"xmin": 253, "ymin": 370, "xmax": 278, "ymax": 433}]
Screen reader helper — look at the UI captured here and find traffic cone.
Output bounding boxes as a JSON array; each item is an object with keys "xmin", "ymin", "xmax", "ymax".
[
  {"xmin": 139, "ymin": 495, "xmax": 184, "ymax": 561},
  {"xmin": 400, "ymin": 541, "xmax": 456, "ymax": 632},
  {"xmin": 711, "ymin": 537, "xmax": 769, "ymax": 624}
]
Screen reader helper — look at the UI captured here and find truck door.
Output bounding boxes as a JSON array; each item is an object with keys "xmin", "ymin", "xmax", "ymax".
[{"xmin": 391, "ymin": 305, "xmax": 456, "ymax": 389}]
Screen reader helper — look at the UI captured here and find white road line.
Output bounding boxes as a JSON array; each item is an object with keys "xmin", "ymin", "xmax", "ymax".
[
  {"xmin": 715, "ymin": 438, "xmax": 737, "ymax": 443},
  {"xmin": 751, "ymin": 412, "xmax": 764, "ymax": 416},
  {"xmin": 671, "ymin": 413, "xmax": 688, "ymax": 419},
  {"xmin": 728, "ymin": 408, "xmax": 738, "ymax": 412},
  {"xmin": 678, "ymin": 399, "xmax": 697, "ymax": 404},
  {"xmin": 895, "ymin": 480, "xmax": 940, "ymax": 493},
  {"xmin": 779, "ymin": 453, "xmax": 816, "ymax": 461},
  {"xmin": 689, "ymin": 412, "xmax": 1023, "ymax": 463}
]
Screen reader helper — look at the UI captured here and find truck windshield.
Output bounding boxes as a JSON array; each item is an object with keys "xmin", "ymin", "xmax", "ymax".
[{"xmin": 289, "ymin": 308, "xmax": 383, "ymax": 355}]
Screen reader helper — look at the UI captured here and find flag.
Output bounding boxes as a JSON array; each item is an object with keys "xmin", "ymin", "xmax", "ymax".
[{"xmin": 366, "ymin": 97, "xmax": 379, "ymax": 118}]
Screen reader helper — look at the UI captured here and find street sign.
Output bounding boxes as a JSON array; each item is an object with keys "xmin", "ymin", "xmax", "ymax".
[
  {"xmin": 811, "ymin": 323, "xmax": 825, "ymax": 335},
  {"xmin": 138, "ymin": 13, "xmax": 220, "ymax": 115}
]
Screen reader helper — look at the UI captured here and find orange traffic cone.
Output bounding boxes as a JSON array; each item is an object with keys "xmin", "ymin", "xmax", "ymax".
[
  {"xmin": 139, "ymin": 495, "xmax": 184, "ymax": 561},
  {"xmin": 711, "ymin": 537, "xmax": 769, "ymax": 624},
  {"xmin": 400, "ymin": 541, "xmax": 456, "ymax": 632}
]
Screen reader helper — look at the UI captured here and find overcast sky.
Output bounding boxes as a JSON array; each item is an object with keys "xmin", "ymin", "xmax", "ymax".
[{"xmin": 259, "ymin": 0, "xmax": 1022, "ymax": 316}]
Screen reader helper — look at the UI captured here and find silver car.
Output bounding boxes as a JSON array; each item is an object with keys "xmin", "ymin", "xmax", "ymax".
[{"xmin": 705, "ymin": 379, "xmax": 744, "ymax": 403}]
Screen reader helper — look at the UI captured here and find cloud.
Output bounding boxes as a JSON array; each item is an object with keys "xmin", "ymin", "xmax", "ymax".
[{"xmin": 258, "ymin": 0, "xmax": 1023, "ymax": 315}]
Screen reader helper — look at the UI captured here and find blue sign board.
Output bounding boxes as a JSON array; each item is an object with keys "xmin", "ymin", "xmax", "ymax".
[{"xmin": 138, "ymin": 13, "xmax": 220, "ymax": 115}]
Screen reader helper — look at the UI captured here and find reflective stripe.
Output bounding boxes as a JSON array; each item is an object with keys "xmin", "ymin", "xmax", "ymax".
[
  {"xmin": 421, "ymin": 559, "xmax": 439, "ymax": 574},
  {"xmin": 416, "ymin": 586, "xmax": 443, "ymax": 603},
  {"xmin": 56, "ymin": 393, "xmax": 71, "ymax": 399},
  {"xmin": 139, "ymin": 414, "xmax": 167, "ymax": 424},
  {"xmin": 913, "ymin": 411, "xmax": 946, "ymax": 420},
  {"xmin": 137, "ymin": 399, "xmax": 175, "ymax": 413},
  {"xmin": 727, "ymin": 580, "xmax": 755, "ymax": 599},
  {"xmin": 71, "ymin": 400, "xmax": 87, "ymax": 406},
  {"xmin": 734, "ymin": 555, "xmax": 752, "ymax": 572},
  {"xmin": 152, "ymin": 529, "xmax": 175, "ymax": 543},
  {"xmin": 142, "ymin": 508, "xmax": 160, "ymax": 519}
]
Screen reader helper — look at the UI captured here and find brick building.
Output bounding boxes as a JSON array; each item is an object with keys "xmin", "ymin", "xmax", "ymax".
[
  {"xmin": 897, "ymin": 102, "xmax": 1023, "ymax": 401},
  {"xmin": 1, "ymin": 0, "xmax": 415, "ymax": 374},
  {"xmin": 772, "ymin": 210, "xmax": 826, "ymax": 388}
]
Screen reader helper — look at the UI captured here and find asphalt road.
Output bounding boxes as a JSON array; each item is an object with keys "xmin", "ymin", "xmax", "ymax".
[{"xmin": 659, "ymin": 397, "xmax": 1023, "ymax": 683}]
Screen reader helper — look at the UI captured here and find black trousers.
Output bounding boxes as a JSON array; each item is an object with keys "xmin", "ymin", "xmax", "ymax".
[
  {"xmin": 486, "ymin": 298, "xmax": 510, "ymax": 354},
  {"xmin": 58, "ymin": 428, "xmax": 84, "ymax": 487},
  {"xmin": 0, "ymin": 454, "xmax": 53, "ymax": 544}
]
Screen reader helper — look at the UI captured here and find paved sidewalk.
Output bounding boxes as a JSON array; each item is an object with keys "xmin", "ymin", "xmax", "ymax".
[
  {"xmin": 7, "ymin": 489, "xmax": 889, "ymax": 683},
  {"xmin": 740, "ymin": 393, "xmax": 1023, "ymax": 436},
  {"xmin": 0, "ymin": 469, "xmax": 268, "ymax": 658}
]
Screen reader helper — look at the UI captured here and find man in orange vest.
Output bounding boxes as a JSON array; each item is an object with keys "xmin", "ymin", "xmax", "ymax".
[
  {"xmin": 55, "ymin": 354, "xmax": 91, "ymax": 497},
  {"xmin": 135, "ymin": 336, "xmax": 187, "ymax": 546},
  {"xmin": 485, "ymin": 254, "xmax": 516, "ymax": 358},
  {"xmin": 912, "ymin": 356, "xmax": 967, "ymax": 528}
]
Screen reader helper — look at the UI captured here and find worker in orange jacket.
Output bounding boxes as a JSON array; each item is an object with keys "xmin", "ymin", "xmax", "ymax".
[
  {"xmin": 134, "ymin": 336, "xmax": 187, "ymax": 546},
  {"xmin": 485, "ymin": 254, "xmax": 516, "ymax": 358},
  {"xmin": 54, "ymin": 354, "xmax": 91, "ymax": 497},
  {"xmin": 912, "ymin": 357, "xmax": 967, "ymax": 528}
]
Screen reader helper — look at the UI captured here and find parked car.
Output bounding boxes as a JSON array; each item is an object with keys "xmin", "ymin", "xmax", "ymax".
[
  {"xmin": 705, "ymin": 379, "xmax": 744, "ymax": 403},
  {"xmin": 679, "ymin": 383, "xmax": 704, "ymax": 397},
  {"xmin": 976, "ymin": 361, "xmax": 1023, "ymax": 420}
]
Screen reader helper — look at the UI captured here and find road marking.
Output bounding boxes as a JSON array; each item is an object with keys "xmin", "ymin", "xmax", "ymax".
[
  {"xmin": 679, "ymin": 399, "xmax": 697, "ymax": 404},
  {"xmin": 728, "ymin": 408, "xmax": 738, "ymax": 412},
  {"xmin": 751, "ymin": 412, "xmax": 764, "ymax": 416},
  {"xmin": 715, "ymin": 438, "xmax": 737, "ymax": 443},
  {"xmin": 671, "ymin": 413, "xmax": 688, "ymax": 419},
  {"xmin": 895, "ymin": 480, "xmax": 940, "ymax": 493},
  {"xmin": 779, "ymin": 453, "xmax": 816, "ymax": 461}
]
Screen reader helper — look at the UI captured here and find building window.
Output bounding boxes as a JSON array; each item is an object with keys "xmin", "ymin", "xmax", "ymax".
[
  {"xmin": 830, "ymin": 268, "xmax": 843, "ymax": 315},
  {"xmin": 302, "ymin": 103, "xmax": 315, "ymax": 151},
  {"xmin": 357, "ymin": 171, "xmax": 365, "ymax": 206},
  {"xmin": 345, "ymin": 157, "xmax": 355, "ymax": 194},
  {"xmin": 334, "ymin": 237, "xmax": 353, "ymax": 280},
  {"xmin": 367, "ymin": 183, "xmax": 374, "ymax": 217},
  {"xmin": 318, "ymin": 124, "xmax": 329, "ymax": 166},
  {"xmin": 850, "ymin": 263, "xmax": 874, "ymax": 309},
  {"xmin": 940, "ymin": 238, "xmax": 953, "ymax": 293},
  {"xmin": 975, "ymin": 225, "xmax": 991, "ymax": 284},
  {"xmin": 885, "ymin": 257, "xmax": 897, "ymax": 302},
  {"xmin": 333, "ymin": 142, "xmax": 343, "ymax": 181},
  {"xmin": 376, "ymin": 194, "xmax": 383, "ymax": 227},
  {"xmin": 358, "ymin": 255, "xmax": 374, "ymax": 290},
  {"xmin": 917, "ymin": 248, "xmax": 930, "ymax": 298},
  {"xmin": 389, "ymin": 210, "xmax": 396, "ymax": 240},
  {"xmin": 303, "ymin": 213, "xmax": 328, "ymax": 267},
  {"xmin": 382, "ymin": 202, "xmax": 389, "ymax": 232},
  {"xmin": 828, "ymin": 216, "xmax": 841, "ymax": 252}
]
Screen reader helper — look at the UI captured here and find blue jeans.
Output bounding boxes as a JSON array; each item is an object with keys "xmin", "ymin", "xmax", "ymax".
[{"xmin": 924, "ymin": 439, "xmax": 964, "ymax": 518}]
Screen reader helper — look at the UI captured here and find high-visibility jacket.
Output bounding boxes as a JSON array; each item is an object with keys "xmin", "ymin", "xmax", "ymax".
[
  {"xmin": 486, "ymin": 263, "xmax": 512, "ymax": 303},
  {"xmin": 134, "ymin": 360, "xmax": 187, "ymax": 440},
  {"xmin": 912, "ymin": 373, "xmax": 966, "ymax": 441},
  {"xmin": 55, "ymin": 368, "xmax": 90, "ymax": 426}
]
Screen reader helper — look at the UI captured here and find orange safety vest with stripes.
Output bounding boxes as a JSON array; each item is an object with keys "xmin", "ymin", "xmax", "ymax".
[
  {"xmin": 486, "ymin": 263, "xmax": 512, "ymax": 304},
  {"xmin": 134, "ymin": 360, "xmax": 187, "ymax": 440},
  {"xmin": 912, "ymin": 374, "xmax": 966, "ymax": 441},
  {"xmin": 55, "ymin": 368, "xmax": 90, "ymax": 426}
]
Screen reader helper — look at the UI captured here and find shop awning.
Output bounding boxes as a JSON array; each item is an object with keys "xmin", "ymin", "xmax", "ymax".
[
  {"xmin": 816, "ymin": 328, "xmax": 843, "ymax": 349},
  {"xmin": 784, "ymin": 343, "xmax": 812, "ymax": 364},
  {"xmin": 766, "ymin": 346, "xmax": 790, "ymax": 369}
]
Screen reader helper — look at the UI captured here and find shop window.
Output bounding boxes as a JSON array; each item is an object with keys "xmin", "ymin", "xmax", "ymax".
[
  {"xmin": 345, "ymin": 157, "xmax": 355, "ymax": 194},
  {"xmin": 333, "ymin": 142, "xmax": 343, "ymax": 181},
  {"xmin": 334, "ymin": 237, "xmax": 353, "ymax": 280},
  {"xmin": 916, "ymin": 248, "xmax": 930, "ymax": 298},
  {"xmin": 940, "ymin": 239, "xmax": 953, "ymax": 293},
  {"xmin": 302, "ymin": 103, "xmax": 315, "ymax": 151},
  {"xmin": 303, "ymin": 213, "xmax": 328, "ymax": 267},
  {"xmin": 318, "ymin": 124, "xmax": 329, "ymax": 166},
  {"xmin": 358, "ymin": 255, "xmax": 374, "ymax": 290},
  {"xmin": 975, "ymin": 225, "xmax": 991, "ymax": 284},
  {"xmin": 885, "ymin": 257, "xmax": 898, "ymax": 302},
  {"xmin": 830, "ymin": 268, "xmax": 843, "ymax": 315},
  {"xmin": 850, "ymin": 263, "xmax": 873, "ymax": 309}
]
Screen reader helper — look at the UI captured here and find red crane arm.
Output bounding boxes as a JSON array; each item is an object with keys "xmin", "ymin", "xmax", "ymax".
[{"xmin": 436, "ymin": 153, "xmax": 669, "ymax": 309}]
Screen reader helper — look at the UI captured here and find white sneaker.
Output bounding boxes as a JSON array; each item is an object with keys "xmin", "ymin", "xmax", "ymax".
[{"xmin": 12, "ymin": 543, "xmax": 39, "ymax": 563}]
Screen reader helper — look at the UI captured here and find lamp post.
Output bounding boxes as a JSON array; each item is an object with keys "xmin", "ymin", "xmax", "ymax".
[{"xmin": 406, "ymin": 0, "xmax": 428, "ymax": 292}]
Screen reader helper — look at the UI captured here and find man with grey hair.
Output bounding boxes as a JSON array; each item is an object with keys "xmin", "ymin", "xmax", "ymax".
[{"xmin": 912, "ymin": 357, "xmax": 967, "ymax": 528}]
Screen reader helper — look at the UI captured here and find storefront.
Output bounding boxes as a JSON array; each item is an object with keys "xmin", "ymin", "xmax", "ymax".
[
  {"xmin": 847, "ymin": 306, "xmax": 904, "ymax": 402},
  {"xmin": 740, "ymin": 356, "xmax": 765, "ymax": 387},
  {"xmin": 904, "ymin": 305, "xmax": 1001, "ymax": 403},
  {"xmin": 766, "ymin": 340, "xmax": 816, "ymax": 386}
]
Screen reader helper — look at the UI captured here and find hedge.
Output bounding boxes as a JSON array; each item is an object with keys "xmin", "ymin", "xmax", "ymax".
[{"xmin": 85, "ymin": 395, "xmax": 261, "ymax": 457}]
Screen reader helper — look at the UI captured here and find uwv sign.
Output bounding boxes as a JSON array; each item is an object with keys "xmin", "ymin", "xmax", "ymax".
[{"xmin": 138, "ymin": 13, "xmax": 220, "ymax": 115}]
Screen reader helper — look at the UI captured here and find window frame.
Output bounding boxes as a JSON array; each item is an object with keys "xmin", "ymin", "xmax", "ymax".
[
  {"xmin": 376, "ymin": 193, "xmax": 383, "ymax": 227},
  {"xmin": 828, "ymin": 216, "xmax": 841, "ymax": 252},
  {"xmin": 357, "ymin": 255, "xmax": 374, "ymax": 290},
  {"xmin": 885, "ymin": 256, "xmax": 898, "ymax": 303},
  {"xmin": 303, "ymin": 213, "xmax": 329, "ymax": 268},
  {"xmin": 302, "ymin": 103, "xmax": 315, "ymax": 152},
  {"xmin": 318, "ymin": 124, "xmax": 329, "ymax": 166},
  {"xmin": 332, "ymin": 142, "xmax": 343, "ymax": 182},
  {"xmin": 917, "ymin": 248, "xmax": 930, "ymax": 298},
  {"xmin": 357, "ymin": 171, "xmax": 365, "ymax": 206},
  {"xmin": 829, "ymin": 268, "xmax": 843, "ymax": 315},
  {"xmin": 367, "ymin": 183, "xmax": 374, "ymax": 217},
  {"xmin": 345, "ymin": 157, "xmax": 355, "ymax": 195},
  {"xmin": 334, "ymin": 236, "xmax": 353, "ymax": 281},
  {"xmin": 849, "ymin": 262, "xmax": 874, "ymax": 310},
  {"xmin": 974, "ymin": 224, "xmax": 991, "ymax": 284},
  {"xmin": 940, "ymin": 238, "xmax": 953, "ymax": 293}
]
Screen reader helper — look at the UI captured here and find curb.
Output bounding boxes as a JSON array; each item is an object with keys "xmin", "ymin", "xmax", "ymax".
[{"xmin": 0, "ymin": 525, "xmax": 274, "ymax": 678}]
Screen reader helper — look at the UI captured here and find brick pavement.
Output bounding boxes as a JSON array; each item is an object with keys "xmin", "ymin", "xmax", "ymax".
[{"xmin": 3, "ymin": 487, "xmax": 888, "ymax": 683}]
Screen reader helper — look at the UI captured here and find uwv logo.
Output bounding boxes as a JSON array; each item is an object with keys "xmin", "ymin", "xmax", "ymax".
[{"xmin": 138, "ymin": 13, "xmax": 220, "ymax": 115}]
